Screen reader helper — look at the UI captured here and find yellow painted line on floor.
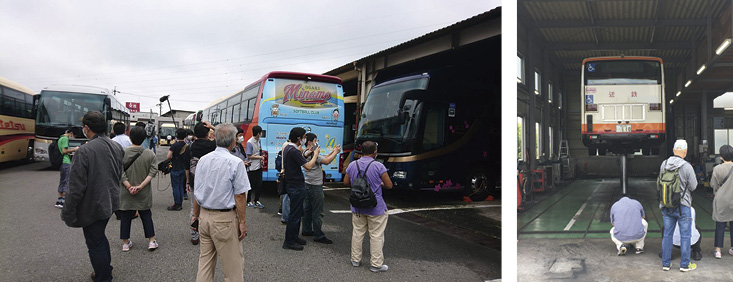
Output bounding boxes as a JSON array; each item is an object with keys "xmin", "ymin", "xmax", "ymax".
[{"xmin": 330, "ymin": 204, "xmax": 500, "ymax": 215}]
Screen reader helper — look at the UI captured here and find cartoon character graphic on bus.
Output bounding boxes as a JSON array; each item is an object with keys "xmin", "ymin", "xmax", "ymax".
[
  {"xmin": 332, "ymin": 108, "xmax": 339, "ymax": 121},
  {"xmin": 271, "ymin": 104, "xmax": 280, "ymax": 117}
]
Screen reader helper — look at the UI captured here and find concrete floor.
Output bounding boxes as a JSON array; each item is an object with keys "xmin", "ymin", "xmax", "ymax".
[{"xmin": 518, "ymin": 178, "xmax": 733, "ymax": 281}]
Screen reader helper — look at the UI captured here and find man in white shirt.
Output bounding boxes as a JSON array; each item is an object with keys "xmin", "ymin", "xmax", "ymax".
[
  {"xmin": 111, "ymin": 122, "xmax": 132, "ymax": 149},
  {"xmin": 191, "ymin": 123, "xmax": 251, "ymax": 282}
]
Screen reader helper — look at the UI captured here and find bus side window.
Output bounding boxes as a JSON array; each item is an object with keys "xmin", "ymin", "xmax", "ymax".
[{"xmin": 422, "ymin": 104, "xmax": 445, "ymax": 151}]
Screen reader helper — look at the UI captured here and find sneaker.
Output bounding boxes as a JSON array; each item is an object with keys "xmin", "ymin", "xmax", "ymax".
[
  {"xmin": 183, "ymin": 195, "xmax": 189, "ymax": 200},
  {"xmin": 351, "ymin": 260, "xmax": 361, "ymax": 267},
  {"xmin": 693, "ymin": 250, "xmax": 702, "ymax": 261},
  {"xmin": 369, "ymin": 265, "xmax": 389, "ymax": 272},
  {"xmin": 314, "ymin": 237, "xmax": 333, "ymax": 244},
  {"xmin": 54, "ymin": 200, "xmax": 63, "ymax": 208},
  {"xmin": 255, "ymin": 201, "xmax": 265, "ymax": 209},
  {"xmin": 618, "ymin": 244, "xmax": 627, "ymax": 256},
  {"xmin": 662, "ymin": 265, "xmax": 670, "ymax": 271},
  {"xmin": 715, "ymin": 250, "xmax": 722, "ymax": 259},
  {"xmin": 122, "ymin": 240, "xmax": 132, "ymax": 252},
  {"xmin": 680, "ymin": 263, "xmax": 697, "ymax": 272},
  {"xmin": 191, "ymin": 239, "xmax": 199, "ymax": 245},
  {"xmin": 148, "ymin": 240, "xmax": 158, "ymax": 251},
  {"xmin": 635, "ymin": 248, "xmax": 644, "ymax": 254},
  {"xmin": 729, "ymin": 247, "xmax": 733, "ymax": 256},
  {"xmin": 278, "ymin": 212, "xmax": 283, "ymax": 216},
  {"xmin": 247, "ymin": 202, "xmax": 255, "ymax": 208},
  {"xmin": 167, "ymin": 205, "xmax": 182, "ymax": 211}
]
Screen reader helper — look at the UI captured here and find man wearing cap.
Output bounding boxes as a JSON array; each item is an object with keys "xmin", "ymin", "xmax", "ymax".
[{"xmin": 660, "ymin": 139, "xmax": 698, "ymax": 272}]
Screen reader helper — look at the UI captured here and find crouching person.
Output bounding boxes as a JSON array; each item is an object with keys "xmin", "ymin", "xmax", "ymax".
[{"xmin": 610, "ymin": 195, "xmax": 648, "ymax": 255}]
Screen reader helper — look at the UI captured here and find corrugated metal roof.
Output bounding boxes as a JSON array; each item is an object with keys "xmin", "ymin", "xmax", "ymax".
[
  {"xmin": 594, "ymin": 0, "xmax": 656, "ymax": 20},
  {"xmin": 325, "ymin": 7, "xmax": 501, "ymax": 76},
  {"xmin": 523, "ymin": 1, "xmax": 589, "ymax": 21}
]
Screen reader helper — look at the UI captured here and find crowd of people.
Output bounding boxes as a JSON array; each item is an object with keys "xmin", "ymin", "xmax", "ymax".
[
  {"xmin": 609, "ymin": 139, "xmax": 733, "ymax": 273},
  {"xmin": 56, "ymin": 111, "xmax": 392, "ymax": 282}
]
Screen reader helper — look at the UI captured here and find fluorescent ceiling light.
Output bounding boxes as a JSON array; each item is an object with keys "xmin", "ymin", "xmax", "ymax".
[
  {"xmin": 670, "ymin": 100, "xmax": 675, "ymax": 104},
  {"xmin": 676, "ymin": 91, "xmax": 681, "ymax": 97},
  {"xmin": 685, "ymin": 80, "xmax": 692, "ymax": 87},
  {"xmin": 716, "ymin": 39, "xmax": 731, "ymax": 55},
  {"xmin": 697, "ymin": 64, "xmax": 706, "ymax": 75}
]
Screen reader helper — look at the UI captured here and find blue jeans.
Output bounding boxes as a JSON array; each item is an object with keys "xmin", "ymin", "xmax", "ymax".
[
  {"xmin": 282, "ymin": 194, "xmax": 290, "ymax": 222},
  {"xmin": 662, "ymin": 206, "xmax": 692, "ymax": 268},
  {"xmin": 170, "ymin": 170, "xmax": 185, "ymax": 206},
  {"xmin": 58, "ymin": 163, "xmax": 71, "ymax": 193},
  {"xmin": 284, "ymin": 183, "xmax": 306, "ymax": 244},
  {"xmin": 714, "ymin": 221, "xmax": 733, "ymax": 248},
  {"xmin": 303, "ymin": 184, "xmax": 326, "ymax": 239},
  {"xmin": 83, "ymin": 218, "xmax": 113, "ymax": 282}
]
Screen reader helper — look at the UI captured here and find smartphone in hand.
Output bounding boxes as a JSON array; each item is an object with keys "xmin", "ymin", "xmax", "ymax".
[{"xmin": 191, "ymin": 219, "xmax": 199, "ymax": 229}]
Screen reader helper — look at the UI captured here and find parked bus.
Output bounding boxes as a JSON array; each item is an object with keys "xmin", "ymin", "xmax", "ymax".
[
  {"xmin": 33, "ymin": 85, "xmax": 130, "ymax": 168},
  {"xmin": 354, "ymin": 68, "xmax": 500, "ymax": 201},
  {"xmin": 201, "ymin": 71, "xmax": 344, "ymax": 182},
  {"xmin": 0, "ymin": 76, "xmax": 35, "ymax": 163},
  {"xmin": 182, "ymin": 111, "xmax": 201, "ymax": 130},
  {"xmin": 158, "ymin": 122, "xmax": 178, "ymax": 146},
  {"xmin": 581, "ymin": 56, "xmax": 666, "ymax": 155}
]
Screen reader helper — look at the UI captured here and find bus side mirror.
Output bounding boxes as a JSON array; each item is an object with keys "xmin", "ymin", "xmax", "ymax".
[
  {"xmin": 32, "ymin": 95, "xmax": 39, "ymax": 117},
  {"xmin": 399, "ymin": 90, "xmax": 425, "ymax": 110},
  {"xmin": 196, "ymin": 111, "xmax": 203, "ymax": 122}
]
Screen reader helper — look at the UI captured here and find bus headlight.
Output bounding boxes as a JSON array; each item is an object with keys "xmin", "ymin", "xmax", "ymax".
[{"xmin": 393, "ymin": 171, "xmax": 407, "ymax": 179}]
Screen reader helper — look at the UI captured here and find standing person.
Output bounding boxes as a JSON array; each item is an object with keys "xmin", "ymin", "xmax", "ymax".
[
  {"xmin": 184, "ymin": 129, "xmax": 194, "ymax": 145},
  {"xmin": 711, "ymin": 144, "xmax": 733, "ymax": 259},
  {"xmin": 111, "ymin": 122, "xmax": 132, "ymax": 149},
  {"xmin": 55, "ymin": 129, "xmax": 78, "ymax": 208},
  {"xmin": 246, "ymin": 126, "xmax": 265, "ymax": 208},
  {"xmin": 136, "ymin": 122, "xmax": 151, "ymax": 150},
  {"xmin": 609, "ymin": 195, "xmax": 647, "ymax": 255},
  {"xmin": 659, "ymin": 139, "xmax": 698, "ymax": 272},
  {"xmin": 151, "ymin": 135, "xmax": 158, "ymax": 154},
  {"xmin": 230, "ymin": 127, "xmax": 252, "ymax": 168},
  {"xmin": 61, "ymin": 111, "xmax": 124, "ymax": 282},
  {"xmin": 119, "ymin": 127, "xmax": 159, "ymax": 252},
  {"xmin": 658, "ymin": 207, "xmax": 703, "ymax": 261},
  {"xmin": 281, "ymin": 127, "xmax": 320, "ymax": 251},
  {"xmin": 301, "ymin": 132, "xmax": 341, "ymax": 244},
  {"xmin": 166, "ymin": 128, "xmax": 190, "ymax": 210},
  {"xmin": 191, "ymin": 123, "xmax": 250, "ymax": 282},
  {"xmin": 344, "ymin": 141, "xmax": 392, "ymax": 272},
  {"xmin": 188, "ymin": 121, "xmax": 217, "ymax": 245}
]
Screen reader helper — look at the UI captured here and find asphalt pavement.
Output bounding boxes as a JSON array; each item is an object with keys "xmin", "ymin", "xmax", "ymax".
[{"xmin": 0, "ymin": 149, "xmax": 500, "ymax": 282}]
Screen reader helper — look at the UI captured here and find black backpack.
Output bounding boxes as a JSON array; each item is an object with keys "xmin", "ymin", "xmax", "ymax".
[
  {"xmin": 349, "ymin": 160, "xmax": 377, "ymax": 209},
  {"xmin": 275, "ymin": 150, "xmax": 283, "ymax": 172},
  {"xmin": 48, "ymin": 140, "xmax": 63, "ymax": 169}
]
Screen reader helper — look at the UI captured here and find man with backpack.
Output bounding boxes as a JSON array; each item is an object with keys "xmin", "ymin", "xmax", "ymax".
[
  {"xmin": 659, "ymin": 139, "xmax": 698, "ymax": 272},
  {"xmin": 344, "ymin": 141, "xmax": 392, "ymax": 273},
  {"xmin": 187, "ymin": 121, "xmax": 216, "ymax": 245}
]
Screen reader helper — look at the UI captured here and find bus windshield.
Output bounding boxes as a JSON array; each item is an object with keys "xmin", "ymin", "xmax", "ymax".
[
  {"xmin": 159, "ymin": 127, "xmax": 176, "ymax": 138},
  {"xmin": 357, "ymin": 78, "xmax": 428, "ymax": 140},
  {"xmin": 37, "ymin": 91, "xmax": 105, "ymax": 127},
  {"xmin": 584, "ymin": 60, "xmax": 661, "ymax": 85}
]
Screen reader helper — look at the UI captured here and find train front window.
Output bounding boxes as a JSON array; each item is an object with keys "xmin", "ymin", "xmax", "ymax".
[
  {"xmin": 37, "ymin": 91, "xmax": 105, "ymax": 127},
  {"xmin": 357, "ymin": 78, "xmax": 428, "ymax": 140},
  {"xmin": 584, "ymin": 60, "xmax": 661, "ymax": 85}
]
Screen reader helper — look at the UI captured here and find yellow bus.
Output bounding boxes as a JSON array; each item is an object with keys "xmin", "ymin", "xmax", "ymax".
[{"xmin": 0, "ymin": 76, "xmax": 35, "ymax": 163}]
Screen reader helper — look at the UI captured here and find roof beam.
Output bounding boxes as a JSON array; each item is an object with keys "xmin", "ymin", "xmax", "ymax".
[
  {"xmin": 585, "ymin": 1, "xmax": 599, "ymax": 45},
  {"xmin": 549, "ymin": 41, "xmax": 694, "ymax": 51},
  {"xmin": 533, "ymin": 19, "xmax": 707, "ymax": 28}
]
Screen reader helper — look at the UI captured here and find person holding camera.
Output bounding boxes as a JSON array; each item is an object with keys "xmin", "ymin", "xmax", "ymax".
[{"xmin": 301, "ymin": 132, "xmax": 340, "ymax": 244}]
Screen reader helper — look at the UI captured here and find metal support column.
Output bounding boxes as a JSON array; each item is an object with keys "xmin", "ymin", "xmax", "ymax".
[
  {"xmin": 620, "ymin": 154, "xmax": 628, "ymax": 195},
  {"xmin": 701, "ymin": 91, "xmax": 708, "ymax": 157}
]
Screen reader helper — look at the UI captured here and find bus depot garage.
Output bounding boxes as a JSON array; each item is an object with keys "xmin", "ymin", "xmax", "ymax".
[
  {"xmin": 518, "ymin": 0, "xmax": 733, "ymax": 279},
  {"xmin": 325, "ymin": 8, "xmax": 501, "ymax": 201}
]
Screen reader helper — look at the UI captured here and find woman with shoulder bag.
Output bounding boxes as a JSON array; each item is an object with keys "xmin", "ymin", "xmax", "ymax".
[{"xmin": 711, "ymin": 145, "xmax": 733, "ymax": 258}]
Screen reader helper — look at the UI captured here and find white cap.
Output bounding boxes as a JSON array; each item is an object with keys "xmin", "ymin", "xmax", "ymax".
[{"xmin": 673, "ymin": 139, "xmax": 687, "ymax": 150}]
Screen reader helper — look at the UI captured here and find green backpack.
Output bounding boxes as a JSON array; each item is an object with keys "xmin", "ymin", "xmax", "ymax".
[{"xmin": 657, "ymin": 159, "xmax": 685, "ymax": 208}]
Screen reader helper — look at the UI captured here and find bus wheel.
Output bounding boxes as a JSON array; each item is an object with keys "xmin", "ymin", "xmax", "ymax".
[
  {"xmin": 598, "ymin": 148, "xmax": 607, "ymax": 156},
  {"xmin": 651, "ymin": 147, "xmax": 660, "ymax": 155},
  {"xmin": 588, "ymin": 147, "xmax": 597, "ymax": 156},
  {"xmin": 465, "ymin": 169, "xmax": 493, "ymax": 201},
  {"xmin": 25, "ymin": 140, "xmax": 35, "ymax": 163}
]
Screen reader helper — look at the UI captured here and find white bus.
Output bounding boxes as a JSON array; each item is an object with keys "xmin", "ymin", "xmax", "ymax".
[{"xmin": 581, "ymin": 56, "xmax": 665, "ymax": 155}]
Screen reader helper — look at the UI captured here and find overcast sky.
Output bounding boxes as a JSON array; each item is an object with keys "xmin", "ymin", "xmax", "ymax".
[{"xmin": 0, "ymin": 0, "xmax": 500, "ymax": 113}]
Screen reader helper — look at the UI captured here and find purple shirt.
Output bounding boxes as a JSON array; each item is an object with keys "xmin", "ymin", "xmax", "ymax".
[{"xmin": 345, "ymin": 156, "xmax": 388, "ymax": 215}]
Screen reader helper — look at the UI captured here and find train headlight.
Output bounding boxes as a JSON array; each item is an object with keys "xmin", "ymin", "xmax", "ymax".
[
  {"xmin": 393, "ymin": 171, "xmax": 407, "ymax": 179},
  {"xmin": 649, "ymin": 103, "xmax": 662, "ymax": 111}
]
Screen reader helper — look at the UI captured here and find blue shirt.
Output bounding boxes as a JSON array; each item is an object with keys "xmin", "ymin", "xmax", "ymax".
[
  {"xmin": 194, "ymin": 147, "xmax": 251, "ymax": 209},
  {"xmin": 346, "ymin": 156, "xmax": 388, "ymax": 216},
  {"xmin": 610, "ymin": 196, "xmax": 646, "ymax": 241}
]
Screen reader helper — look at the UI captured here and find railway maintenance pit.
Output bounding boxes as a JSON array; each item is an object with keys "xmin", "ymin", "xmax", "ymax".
[{"xmin": 517, "ymin": 0, "xmax": 733, "ymax": 280}]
